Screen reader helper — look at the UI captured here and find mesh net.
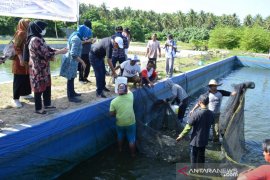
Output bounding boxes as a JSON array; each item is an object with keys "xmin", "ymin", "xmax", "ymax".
[
  {"xmin": 134, "ymin": 87, "xmax": 190, "ymax": 162},
  {"xmin": 220, "ymin": 82, "xmax": 255, "ymax": 165}
]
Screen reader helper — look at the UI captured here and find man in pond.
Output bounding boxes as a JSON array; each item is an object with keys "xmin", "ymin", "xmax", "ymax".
[
  {"xmin": 176, "ymin": 94, "xmax": 214, "ymax": 168},
  {"xmin": 190, "ymin": 79, "xmax": 236, "ymax": 142},
  {"xmin": 237, "ymin": 139, "xmax": 270, "ymax": 180},
  {"xmin": 110, "ymin": 83, "xmax": 136, "ymax": 157}
]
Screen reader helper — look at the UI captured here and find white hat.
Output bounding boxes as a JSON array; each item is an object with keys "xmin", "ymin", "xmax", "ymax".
[
  {"xmin": 114, "ymin": 37, "xmax": 123, "ymax": 49},
  {"xmin": 129, "ymin": 55, "xmax": 140, "ymax": 61},
  {"xmin": 208, "ymin": 79, "xmax": 222, "ymax": 86}
]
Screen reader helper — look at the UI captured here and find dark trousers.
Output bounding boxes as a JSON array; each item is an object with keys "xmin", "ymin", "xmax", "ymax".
[
  {"xmin": 13, "ymin": 74, "xmax": 31, "ymax": 99},
  {"xmin": 178, "ymin": 98, "xmax": 188, "ymax": 122},
  {"xmin": 141, "ymin": 76, "xmax": 154, "ymax": 85},
  {"xmin": 78, "ymin": 54, "xmax": 91, "ymax": 81},
  {"xmin": 112, "ymin": 56, "xmax": 125, "ymax": 68},
  {"xmin": 67, "ymin": 78, "xmax": 76, "ymax": 98},
  {"xmin": 90, "ymin": 53, "xmax": 106, "ymax": 95},
  {"xmin": 190, "ymin": 146, "xmax": 206, "ymax": 169},
  {"xmin": 34, "ymin": 86, "xmax": 51, "ymax": 111}
]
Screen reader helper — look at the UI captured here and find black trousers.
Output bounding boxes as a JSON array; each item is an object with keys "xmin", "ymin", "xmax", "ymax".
[
  {"xmin": 13, "ymin": 74, "xmax": 31, "ymax": 99},
  {"xmin": 67, "ymin": 78, "xmax": 76, "ymax": 98},
  {"xmin": 34, "ymin": 86, "xmax": 51, "ymax": 111},
  {"xmin": 190, "ymin": 146, "xmax": 205, "ymax": 169},
  {"xmin": 78, "ymin": 54, "xmax": 91, "ymax": 81},
  {"xmin": 178, "ymin": 98, "xmax": 188, "ymax": 122}
]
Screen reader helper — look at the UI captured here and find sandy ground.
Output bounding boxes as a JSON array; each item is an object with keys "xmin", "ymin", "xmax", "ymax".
[{"xmin": 0, "ymin": 75, "xmax": 118, "ymax": 128}]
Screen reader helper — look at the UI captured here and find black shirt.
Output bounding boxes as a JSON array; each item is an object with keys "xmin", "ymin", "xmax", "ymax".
[
  {"xmin": 90, "ymin": 37, "xmax": 113, "ymax": 59},
  {"xmin": 188, "ymin": 108, "xmax": 214, "ymax": 147}
]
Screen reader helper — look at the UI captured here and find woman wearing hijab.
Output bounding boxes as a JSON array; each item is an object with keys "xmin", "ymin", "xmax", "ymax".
[
  {"xmin": 60, "ymin": 25, "xmax": 91, "ymax": 103},
  {"xmin": 12, "ymin": 19, "xmax": 32, "ymax": 108},
  {"xmin": 27, "ymin": 20, "xmax": 67, "ymax": 114}
]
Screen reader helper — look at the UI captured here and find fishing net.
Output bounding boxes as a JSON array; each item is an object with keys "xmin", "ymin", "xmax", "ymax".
[
  {"xmin": 134, "ymin": 87, "xmax": 190, "ymax": 162},
  {"xmin": 219, "ymin": 81, "xmax": 255, "ymax": 174}
]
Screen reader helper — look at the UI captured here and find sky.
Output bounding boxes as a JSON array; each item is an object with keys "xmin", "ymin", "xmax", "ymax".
[{"xmin": 80, "ymin": 0, "xmax": 270, "ymax": 21}]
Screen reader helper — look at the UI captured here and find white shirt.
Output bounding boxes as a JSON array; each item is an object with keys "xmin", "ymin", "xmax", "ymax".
[
  {"xmin": 120, "ymin": 60, "xmax": 141, "ymax": 77},
  {"xmin": 165, "ymin": 40, "xmax": 177, "ymax": 58}
]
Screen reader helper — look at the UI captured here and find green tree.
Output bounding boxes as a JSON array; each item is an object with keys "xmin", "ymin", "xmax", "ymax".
[
  {"xmin": 121, "ymin": 20, "xmax": 145, "ymax": 42},
  {"xmin": 240, "ymin": 26, "xmax": 270, "ymax": 53},
  {"xmin": 92, "ymin": 21, "xmax": 113, "ymax": 38},
  {"xmin": 209, "ymin": 26, "xmax": 241, "ymax": 49},
  {"xmin": 243, "ymin": 14, "xmax": 254, "ymax": 27}
]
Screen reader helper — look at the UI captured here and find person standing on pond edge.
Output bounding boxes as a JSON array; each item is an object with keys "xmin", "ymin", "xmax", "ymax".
[
  {"xmin": 27, "ymin": 20, "xmax": 67, "ymax": 114},
  {"xmin": 78, "ymin": 19, "xmax": 93, "ymax": 84},
  {"xmin": 60, "ymin": 25, "xmax": 91, "ymax": 103},
  {"xmin": 90, "ymin": 36, "xmax": 121, "ymax": 98},
  {"xmin": 12, "ymin": 19, "xmax": 32, "ymax": 108},
  {"xmin": 111, "ymin": 26, "xmax": 128, "ymax": 68}
]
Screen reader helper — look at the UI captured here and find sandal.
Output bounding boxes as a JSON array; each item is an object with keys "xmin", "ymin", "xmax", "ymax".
[{"xmin": 35, "ymin": 110, "xmax": 47, "ymax": 114}]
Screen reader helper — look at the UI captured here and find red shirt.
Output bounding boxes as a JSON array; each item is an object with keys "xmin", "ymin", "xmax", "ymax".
[
  {"xmin": 141, "ymin": 68, "xmax": 157, "ymax": 78},
  {"xmin": 244, "ymin": 165, "xmax": 270, "ymax": 180}
]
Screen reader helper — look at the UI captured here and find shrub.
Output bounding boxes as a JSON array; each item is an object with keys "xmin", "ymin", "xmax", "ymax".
[
  {"xmin": 240, "ymin": 26, "xmax": 270, "ymax": 53},
  {"xmin": 208, "ymin": 26, "xmax": 241, "ymax": 49}
]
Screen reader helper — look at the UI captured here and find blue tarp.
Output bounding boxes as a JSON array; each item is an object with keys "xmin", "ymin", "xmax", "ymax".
[{"xmin": 0, "ymin": 56, "xmax": 267, "ymax": 179}]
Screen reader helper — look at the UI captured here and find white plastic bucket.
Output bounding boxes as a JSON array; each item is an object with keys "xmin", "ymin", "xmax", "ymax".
[
  {"xmin": 170, "ymin": 105, "xmax": 179, "ymax": 114},
  {"xmin": 115, "ymin": 76, "xmax": 128, "ymax": 93}
]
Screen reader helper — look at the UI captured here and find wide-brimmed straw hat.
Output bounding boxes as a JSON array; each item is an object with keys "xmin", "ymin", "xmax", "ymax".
[{"xmin": 208, "ymin": 79, "xmax": 222, "ymax": 86}]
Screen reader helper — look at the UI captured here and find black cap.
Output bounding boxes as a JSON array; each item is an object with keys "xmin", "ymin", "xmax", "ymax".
[
  {"xmin": 199, "ymin": 94, "xmax": 209, "ymax": 105},
  {"xmin": 115, "ymin": 26, "xmax": 123, "ymax": 31},
  {"xmin": 124, "ymin": 28, "xmax": 130, "ymax": 34},
  {"xmin": 84, "ymin": 19, "xmax": 92, "ymax": 29}
]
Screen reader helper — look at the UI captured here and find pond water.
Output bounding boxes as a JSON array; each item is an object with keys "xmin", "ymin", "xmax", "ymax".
[
  {"xmin": 0, "ymin": 58, "xmax": 61, "ymax": 83},
  {"xmin": 58, "ymin": 67, "xmax": 270, "ymax": 179}
]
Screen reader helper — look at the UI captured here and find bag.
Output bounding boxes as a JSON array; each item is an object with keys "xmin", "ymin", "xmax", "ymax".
[
  {"xmin": 3, "ymin": 40, "xmax": 16, "ymax": 60},
  {"xmin": 22, "ymin": 43, "xmax": 30, "ymax": 62}
]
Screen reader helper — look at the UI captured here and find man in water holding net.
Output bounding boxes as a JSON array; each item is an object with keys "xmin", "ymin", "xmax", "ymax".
[
  {"xmin": 176, "ymin": 94, "xmax": 214, "ymax": 168},
  {"xmin": 110, "ymin": 83, "xmax": 136, "ymax": 157},
  {"xmin": 190, "ymin": 79, "xmax": 236, "ymax": 142},
  {"xmin": 237, "ymin": 139, "xmax": 270, "ymax": 180}
]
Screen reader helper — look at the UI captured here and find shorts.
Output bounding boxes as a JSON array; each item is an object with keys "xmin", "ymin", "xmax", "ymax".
[{"xmin": 116, "ymin": 124, "xmax": 136, "ymax": 144}]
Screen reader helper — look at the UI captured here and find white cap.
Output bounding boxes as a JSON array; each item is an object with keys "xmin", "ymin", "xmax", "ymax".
[
  {"xmin": 114, "ymin": 37, "xmax": 123, "ymax": 49},
  {"xmin": 129, "ymin": 55, "xmax": 140, "ymax": 61}
]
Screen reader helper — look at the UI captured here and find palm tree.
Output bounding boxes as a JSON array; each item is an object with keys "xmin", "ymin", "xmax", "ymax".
[
  {"xmin": 243, "ymin": 14, "xmax": 254, "ymax": 27},
  {"xmin": 254, "ymin": 14, "xmax": 264, "ymax": 26},
  {"xmin": 186, "ymin": 9, "xmax": 197, "ymax": 27},
  {"xmin": 197, "ymin": 10, "xmax": 207, "ymax": 27}
]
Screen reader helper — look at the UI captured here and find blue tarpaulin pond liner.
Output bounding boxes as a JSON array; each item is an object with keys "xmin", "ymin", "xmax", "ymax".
[{"xmin": 0, "ymin": 56, "xmax": 269, "ymax": 179}]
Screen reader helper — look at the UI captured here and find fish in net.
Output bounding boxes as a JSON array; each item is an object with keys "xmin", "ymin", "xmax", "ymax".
[{"xmin": 134, "ymin": 87, "xmax": 189, "ymax": 162}]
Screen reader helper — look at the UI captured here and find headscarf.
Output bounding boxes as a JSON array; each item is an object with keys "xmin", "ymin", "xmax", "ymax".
[
  {"xmin": 16, "ymin": 19, "xmax": 31, "ymax": 33},
  {"xmin": 13, "ymin": 19, "xmax": 31, "ymax": 47},
  {"xmin": 26, "ymin": 20, "xmax": 48, "ymax": 43},
  {"xmin": 68, "ymin": 25, "xmax": 91, "ymax": 43}
]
